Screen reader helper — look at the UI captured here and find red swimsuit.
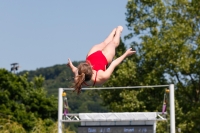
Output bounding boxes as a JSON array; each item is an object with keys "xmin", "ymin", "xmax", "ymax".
[{"xmin": 85, "ymin": 50, "xmax": 108, "ymax": 86}]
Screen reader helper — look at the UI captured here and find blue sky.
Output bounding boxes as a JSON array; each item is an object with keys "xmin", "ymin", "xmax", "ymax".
[{"xmin": 0, "ymin": 1, "xmax": 133, "ymax": 71}]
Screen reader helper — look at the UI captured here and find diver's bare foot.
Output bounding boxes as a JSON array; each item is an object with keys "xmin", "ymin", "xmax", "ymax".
[{"xmin": 117, "ymin": 26, "xmax": 123, "ymax": 32}]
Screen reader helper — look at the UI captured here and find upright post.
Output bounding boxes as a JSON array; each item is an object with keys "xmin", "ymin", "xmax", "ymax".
[
  {"xmin": 170, "ymin": 84, "xmax": 175, "ymax": 133},
  {"xmin": 58, "ymin": 88, "xmax": 63, "ymax": 133}
]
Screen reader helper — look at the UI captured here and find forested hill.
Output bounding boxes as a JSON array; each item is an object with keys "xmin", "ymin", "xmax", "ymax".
[{"xmin": 19, "ymin": 61, "xmax": 79, "ymax": 96}]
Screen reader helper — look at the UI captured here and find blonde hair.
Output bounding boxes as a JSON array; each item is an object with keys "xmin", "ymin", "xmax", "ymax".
[{"xmin": 74, "ymin": 62, "xmax": 93, "ymax": 94}]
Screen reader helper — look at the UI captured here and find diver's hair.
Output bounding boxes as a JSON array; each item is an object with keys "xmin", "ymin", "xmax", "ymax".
[{"xmin": 74, "ymin": 62, "xmax": 93, "ymax": 94}]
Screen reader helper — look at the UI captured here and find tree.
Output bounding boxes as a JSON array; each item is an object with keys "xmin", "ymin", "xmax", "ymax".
[
  {"xmin": 124, "ymin": 0, "xmax": 200, "ymax": 132},
  {"xmin": 100, "ymin": 0, "xmax": 200, "ymax": 132},
  {"xmin": 0, "ymin": 69, "xmax": 57, "ymax": 131}
]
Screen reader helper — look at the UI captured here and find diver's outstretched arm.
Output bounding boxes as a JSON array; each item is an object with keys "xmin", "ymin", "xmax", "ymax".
[{"xmin": 67, "ymin": 58, "xmax": 78, "ymax": 78}]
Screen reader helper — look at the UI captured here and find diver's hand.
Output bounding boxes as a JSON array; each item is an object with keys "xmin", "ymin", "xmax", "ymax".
[
  {"xmin": 125, "ymin": 48, "xmax": 136, "ymax": 57},
  {"xmin": 67, "ymin": 58, "xmax": 72, "ymax": 67}
]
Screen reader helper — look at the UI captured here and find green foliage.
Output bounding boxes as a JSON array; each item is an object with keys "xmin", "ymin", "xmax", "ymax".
[
  {"xmin": 116, "ymin": 0, "xmax": 200, "ymax": 132},
  {"xmin": 31, "ymin": 119, "xmax": 75, "ymax": 133},
  {"xmin": 19, "ymin": 63, "xmax": 79, "ymax": 96},
  {"xmin": 0, "ymin": 115, "xmax": 75, "ymax": 133},
  {"xmin": 0, "ymin": 69, "xmax": 57, "ymax": 132},
  {"xmin": 0, "ymin": 114, "xmax": 26, "ymax": 133}
]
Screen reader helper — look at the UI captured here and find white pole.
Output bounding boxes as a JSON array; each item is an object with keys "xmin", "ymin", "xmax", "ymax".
[
  {"xmin": 58, "ymin": 88, "xmax": 63, "ymax": 133},
  {"xmin": 170, "ymin": 84, "xmax": 175, "ymax": 133}
]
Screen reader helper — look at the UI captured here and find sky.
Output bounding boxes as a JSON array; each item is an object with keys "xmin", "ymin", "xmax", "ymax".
[{"xmin": 0, "ymin": 1, "xmax": 133, "ymax": 72}]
